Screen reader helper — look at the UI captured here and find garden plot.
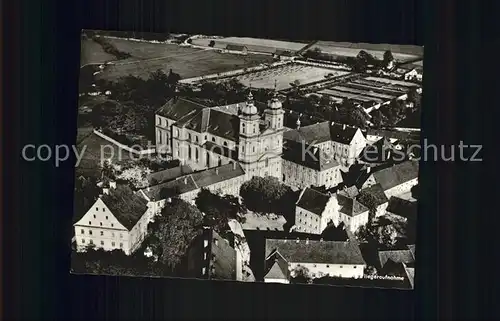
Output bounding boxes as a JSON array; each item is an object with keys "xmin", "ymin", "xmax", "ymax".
[
  {"xmin": 352, "ymin": 79, "xmax": 409, "ymax": 92},
  {"xmin": 344, "ymin": 82, "xmax": 406, "ymax": 96},
  {"xmin": 331, "ymin": 85, "xmax": 398, "ymax": 100},
  {"xmin": 318, "ymin": 89, "xmax": 377, "ymax": 102},
  {"xmin": 233, "ymin": 64, "xmax": 349, "ymax": 90},
  {"xmin": 364, "ymin": 76, "xmax": 420, "ymax": 88}
]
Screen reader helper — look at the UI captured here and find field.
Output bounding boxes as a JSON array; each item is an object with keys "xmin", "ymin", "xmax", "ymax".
[
  {"xmin": 80, "ymin": 39, "xmax": 117, "ymax": 66},
  {"xmin": 310, "ymin": 41, "xmax": 423, "ymax": 62},
  {"xmin": 96, "ymin": 46, "xmax": 273, "ymax": 81},
  {"xmin": 106, "ymin": 38, "xmax": 186, "ymax": 60},
  {"xmin": 230, "ymin": 63, "xmax": 350, "ymax": 90},
  {"xmin": 192, "ymin": 37, "xmax": 308, "ymax": 53},
  {"xmin": 316, "ymin": 75, "xmax": 420, "ymax": 105}
]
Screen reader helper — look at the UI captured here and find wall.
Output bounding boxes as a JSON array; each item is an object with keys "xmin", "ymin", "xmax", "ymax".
[
  {"xmin": 93, "ymin": 130, "xmax": 156, "ymax": 155},
  {"xmin": 290, "ymin": 262, "xmax": 365, "ymax": 279},
  {"xmin": 74, "ymin": 198, "xmax": 132, "ymax": 254},
  {"xmin": 295, "ymin": 207, "xmax": 322, "ymax": 234},
  {"xmin": 384, "ymin": 178, "xmax": 418, "ymax": 199},
  {"xmin": 375, "ymin": 202, "xmax": 389, "ymax": 218},
  {"xmin": 264, "ymin": 278, "xmax": 289, "ymax": 284}
]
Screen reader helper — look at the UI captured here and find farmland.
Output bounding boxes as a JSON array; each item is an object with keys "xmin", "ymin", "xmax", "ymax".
[
  {"xmin": 228, "ymin": 63, "xmax": 349, "ymax": 90},
  {"xmin": 310, "ymin": 41, "xmax": 423, "ymax": 62},
  {"xmin": 315, "ymin": 75, "xmax": 419, "ymax": 106},
  {"xmin": 96, "ymin": 46, "xmax": 273, "ymax": 81},
  {"xmin": 192, "ymin": 37, "xmax": 308, "ymax": 54},
  {"xmin": 80, "ymin": 38, "xmax": 117, "ymax": 66}
]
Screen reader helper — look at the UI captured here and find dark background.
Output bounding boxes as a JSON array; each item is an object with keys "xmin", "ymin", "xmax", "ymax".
[{"xmin": 2, "ymin": 0, "xmax": 490, "ymax": 319}]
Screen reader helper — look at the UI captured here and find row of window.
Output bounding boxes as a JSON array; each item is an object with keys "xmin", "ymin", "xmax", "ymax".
[
  {"xmin": 297, "ymin": 263, "xmax": 357, "ymax": 269},
  {"xmin": 81, "ymin": 229, "xmax": 123, "ymax": 238},
  {"xmin": 81, "ymin": 239, "xmax": 123, "ymax": 248},
  {"xmin": 88, "ymin": 221, "xmax": 114, "ymax": 227}
]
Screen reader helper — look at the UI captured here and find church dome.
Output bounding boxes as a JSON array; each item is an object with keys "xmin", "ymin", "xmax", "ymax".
[
  {"xmin": 268, "ymin": 96, "xmax": 282, "ymax": 109},
  {"xmin": 240, "ymin": 91, "xmax": 258, "ymax": 115}
]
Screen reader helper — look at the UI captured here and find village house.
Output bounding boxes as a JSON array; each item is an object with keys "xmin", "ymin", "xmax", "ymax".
[
  {"xmin": 294, "ymin": 187, "xmax": 338, "ymax": 234},
  {"xmin": 138, "ymin": 162, "xmax": 246, "ymax": 213},
  {"xmin": 378, "ymin": 244, "xmax": 416, "ymax": 288},
  {"xmin": 185, "ymin": 227, "xmax": 237, "ymax": 281},
  {"xmin": 282, "ymin": 139, "xmax": 342, "ymax": 189},
  {"xmin": 385, "ymin": 196, "xmax": 418, "ymax": 222},
  {"xmin": 155, "ymin": 91, "xmax": 285, "ymax": 181},
  {"xmin": 360, "ymin": 160, "xmax": 419, "ymax": 198},
  {"xmin": 357, "ymin": 183, "xmax": 390, "ymax": 217},
  {"xmin": 294, "ymin": 186, "xmax": 372, "ymax": 234},
  {"xmin": 73, "ymin": 184, "xmax": 155, "ymax": 255},
  {"xmin": 284, "ymin": 121, "xmax": 367, "ymax": 167},
  {"xmin": 263, "ymin": 238, "xmax": 366, "ymax": 283}
]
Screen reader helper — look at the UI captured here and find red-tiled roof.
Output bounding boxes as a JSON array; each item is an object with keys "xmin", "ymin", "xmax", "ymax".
[{"xmin": 156, "ymin": 98, "xmax": 205, "ymax": 121}]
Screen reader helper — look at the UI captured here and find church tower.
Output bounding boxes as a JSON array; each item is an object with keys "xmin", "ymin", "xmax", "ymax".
[
  {"xmin": 264, "ymin": 80, "xmax": 285, "ymax": 130},
  {"xmin": 238, "ymin": 90, "xmax": 261, "ymax": 178}
]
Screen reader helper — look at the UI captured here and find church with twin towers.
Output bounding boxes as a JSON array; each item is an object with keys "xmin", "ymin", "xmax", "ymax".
[{"xmin": 154, "ymin": 84, "xmax": 286, "ymax": 181}]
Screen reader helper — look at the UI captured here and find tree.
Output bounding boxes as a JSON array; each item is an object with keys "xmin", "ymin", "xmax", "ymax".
[
  {"xmin": 383, "ymin": 50, "xmax": 394, "ymax": 66},
  {"xmin": 74, "ymin": 176, "xmax": 101, "ymax": 220},
  {"xmin": 370, "ymin": 109, "xmax": 384, "ymax": 128},
  {"xmin": 375, "ymin": 224, "xmax": 399, "ymax": 248},
  {"xmin": 115, "ymin": 165, "xmax": 152, "ymax": 189},
  {"xmin": 208, "ymin": 40, "xmax": 215, "ymax": 47},
  {"xmin": 291, "ymin": 265, "xmax": 312, "ymax": 284},
  {"xmin": 357, "ymin": 190, "xmax": 380, "ymax": 221},
  {"xmin": 195, "ymin": 188, "xmax": 246, "ymax": 232},
  {"xmin": 365, "ymin": 265, "xmax": 378, "ymax": 276},
  {"xmin": 239, "ymin": 176, "xmax": 294, "ymax": 215},
  {"xmin": 147, "ymin": 198, "xmax": 204, "ymax": 268}
]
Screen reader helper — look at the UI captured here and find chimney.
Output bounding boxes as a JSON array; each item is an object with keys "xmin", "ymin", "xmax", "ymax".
[
  {"xmin": 343, "ymin": 124, "xmax": 346, "ymax": 130},
  {"xmin": 296, "ymin": 237, "xmax": 300, "ymax": 243},
  {"xmin": 305, "ymin": 238, "xmax": 309, "ymax": 245},
  {"xmin": 215, "ymin": 168, "xmax": 219, "ymax": 175},
  {"xmin": 233, "ymin": 162, "xmax": 237, "ymax": 170},
  {"xmin": 366, "ymin": 166, "xmax": 371, "ymax": 174},
  {"xmin": 184, "ymin": 177, "xmax": 188, "ymax": 184}
]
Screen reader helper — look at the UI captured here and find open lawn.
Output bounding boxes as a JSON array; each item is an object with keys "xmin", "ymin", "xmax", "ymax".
[
  {"xmin": 192, "ymin": 37, "xmax": 308, "ymax": 53},
  {"xmin": 232, "ymin": 63, "xmax": 349, "ymax": 90},
  {"xmin": 106, "ymin": 38, "xmax": 186, "ymax": 60},
  {"xmin": 97, "ymin": 47, "xmax": 273, "ymax": 81},
  {"xmin": 80, "ymin": 39, "xmax": 117, "ymax": 66},
  {"xmin": 78, "ymin": 132, "xmax": 133, "ymax": 166},
  {"xmin": 311, "ymin": 41, "xmax": 423, "ymax": 62}
]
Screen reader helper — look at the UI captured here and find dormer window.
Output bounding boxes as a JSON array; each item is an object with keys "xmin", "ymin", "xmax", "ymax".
[{"xmin": 212, "ymin": 137, "xmax": 215, "ymax": 142}]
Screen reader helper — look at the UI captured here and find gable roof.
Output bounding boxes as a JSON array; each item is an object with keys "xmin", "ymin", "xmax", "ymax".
[
  {"xmin": 358, "ymin": 183, "xmax": 389, "ymax": 206},
  {"xmin": 405, "ymin": 266, "xmax": 415, "ymax": 288},
  {"xmin": 100, "ymin": 185, "xmax": 149, "ymax": 230},
  {"xmin": 147, "ymin": 165, "xmax": 193, "ymax": 185},
  {"xmin": 378, "ymin": 249, "xmax": 415, "ymax": 268},
  {"xmin": 191, "ymin": 162, "xmax": 245, "ymax": 188},
  {"xmin": 336, "ymin": 194, "xmax": 369, "ymax": 217},
  {"xmin": 296, "ymin": 188, "xmax": 331, "ymax": 216},
  {"xmin": 139, "ymin": 175, "xmax": 198, "ymax": 201},
  {"xmin": 264, "ymin": 251, "xmax": 290, "ymax": 280},
  {"xmin": 156, "ymin": 98, "xmax": 205, "ymax": 121},
  {"xmin": 371, "ymin": 161, "xmax": 419, "ymax": 190},
  {"xmin": 386, "ymin": 196, "xmax": 418, "ymax": 220},
  {"xmin": 284, "ymin": 121, "xmax": 360, "ymax": 146},
  {"xmin": 175, "ymin": 106, "xmax": 240, "ymax": 141},
  {"xmin": 265, "ymin": 239, "xmax": 366, "ymax": 265},
  {"xmin": 282, "ymin": 140, "xmax": 340, "ymax": 171}
]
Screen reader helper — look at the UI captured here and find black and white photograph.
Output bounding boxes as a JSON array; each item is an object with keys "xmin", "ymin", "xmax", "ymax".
[{"xmin": 71, "ymin": 30, "xmax": 423, "ymax": 289}]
